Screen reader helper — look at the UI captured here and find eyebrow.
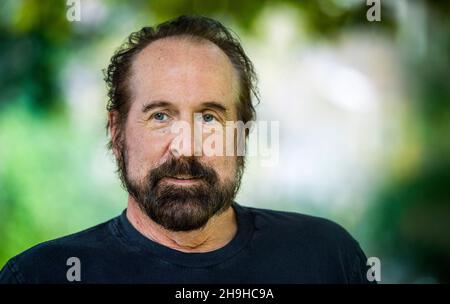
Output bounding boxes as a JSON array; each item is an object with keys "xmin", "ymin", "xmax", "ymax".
[
  {"xmin": 141, "ymin": 101, "xmax": 173, "ymax": 113},
  {"xmin": 141, "ymin": 100, "xmax": 230, "ymax": 116},
  {"xmin": 201, "ymin": 101, "xmax": 229, "ymax": 116}
]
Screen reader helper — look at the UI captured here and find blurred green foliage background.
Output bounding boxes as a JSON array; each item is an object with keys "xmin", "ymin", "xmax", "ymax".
[{"xmin": 0, "ymin": 0, "xmax": 449, "ymax": 283}]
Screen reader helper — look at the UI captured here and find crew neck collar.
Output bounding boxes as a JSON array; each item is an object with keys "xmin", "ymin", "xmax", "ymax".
[{"xmin": 114, "ymin": 202, "xmax": 254, "ymax": 267}]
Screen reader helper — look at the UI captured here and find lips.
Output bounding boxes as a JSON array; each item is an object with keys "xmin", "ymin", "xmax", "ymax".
[
  {"xmin": 168, "ymin": 175, "xmax": 202, "ymax": 180},
  {"xmin": 158, "ymin": 175, "xmax": 204, "ymax": 185}
]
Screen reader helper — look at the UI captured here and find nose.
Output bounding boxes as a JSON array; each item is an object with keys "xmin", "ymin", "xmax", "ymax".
[{"xmin": 169, "ymin": 113, "xmax": 202, "ymax": 158}]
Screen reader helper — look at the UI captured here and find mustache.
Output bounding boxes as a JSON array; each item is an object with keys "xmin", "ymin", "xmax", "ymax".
[{"xmin": 148, "ymin": 157, "xmax": 219, "ymax": 189}]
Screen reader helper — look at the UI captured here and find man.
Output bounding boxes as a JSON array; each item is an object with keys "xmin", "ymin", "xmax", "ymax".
[{"xmin": 0, "ymin": 15, "xmax": 373, "ymax": 283}]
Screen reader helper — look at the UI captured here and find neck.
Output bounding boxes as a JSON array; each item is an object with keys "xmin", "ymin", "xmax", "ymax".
[{"xmin": 126, "ymin": 198, "xmax": 238, "ymax": 253}]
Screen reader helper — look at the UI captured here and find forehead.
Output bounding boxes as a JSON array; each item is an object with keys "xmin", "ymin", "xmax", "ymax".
[{"xmin": 129, "ymin": 36, "xmax": 239, "ymax": 108}]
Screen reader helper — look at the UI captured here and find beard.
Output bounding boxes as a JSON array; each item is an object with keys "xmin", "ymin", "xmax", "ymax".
[{"xmin": 115, "ymin": 136, "xmax": 244, "ymax": 232}]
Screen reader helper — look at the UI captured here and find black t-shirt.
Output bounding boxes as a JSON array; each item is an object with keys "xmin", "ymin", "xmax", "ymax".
[{"xmin": 0, "ymin": 203, "xmax": 373, "ymax": 283}]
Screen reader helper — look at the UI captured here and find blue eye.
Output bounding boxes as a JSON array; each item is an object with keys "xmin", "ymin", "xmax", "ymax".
[
  {"xmin": 153, "ymin": 112, "xmax": 168, "ymax": 121},
  {"xmin": 203, "ymin": 114, "xmax": 216, "ymax": 123}
]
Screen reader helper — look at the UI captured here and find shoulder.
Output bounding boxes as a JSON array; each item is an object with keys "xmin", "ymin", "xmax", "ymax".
[
  {"xmin": 238, "ymin": 204, "xmax": 368, "ymax": 267},
  {"xmin": 0, "ymin": 217, "xmax": 118, "ymax": 283},
  {"xmin": 16, "ymin": 217, "xmax": 116, "ymax": 257},
  {"xmin": 242, "ymin": 204, "xmax": 357, "ymax": 245},
  {"xmin": 239, "ymin": 204, "xmax": 372, "ymax": 283}
]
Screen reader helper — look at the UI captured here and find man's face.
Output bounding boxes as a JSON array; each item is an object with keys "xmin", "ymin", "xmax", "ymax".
[{"xmin": 112, "ymin": 37, "xmax": 242, "ymax": 231}]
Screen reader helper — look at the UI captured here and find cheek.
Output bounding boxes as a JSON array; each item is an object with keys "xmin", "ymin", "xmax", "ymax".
[
  {"xmin": 125, "ymin": 126, "xmax": 172, "ymax": 179},
  {"xmin": 204, "ymin": 156, "xmax": 237, "ymax": 182},
  {"xmin": 202, "ymin": 126, "xmax": 239, "ymax": 181}
]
